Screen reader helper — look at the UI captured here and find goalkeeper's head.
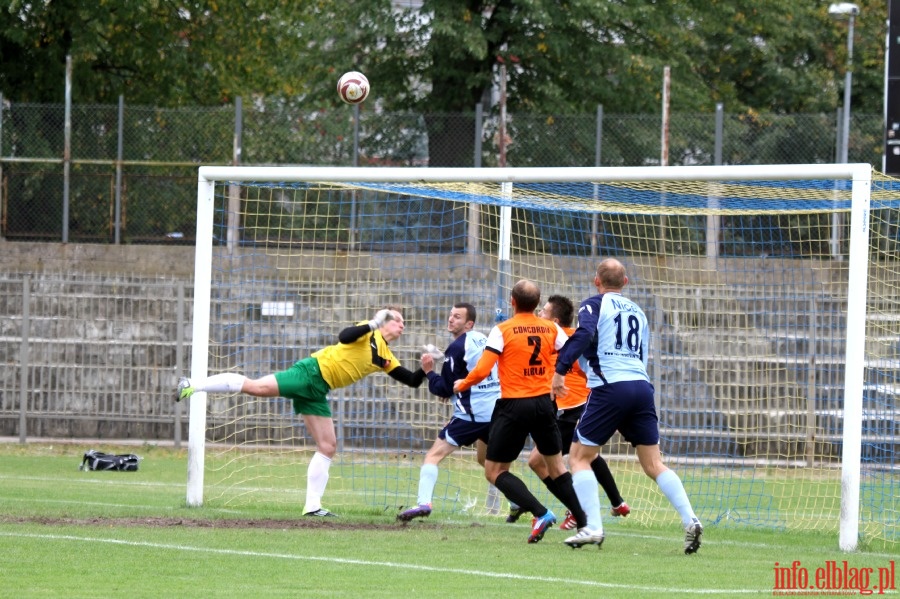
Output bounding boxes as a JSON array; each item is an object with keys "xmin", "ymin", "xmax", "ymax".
[{"xmin": 379, "ymin": 308, "xmax": 405, "ymax": 342}]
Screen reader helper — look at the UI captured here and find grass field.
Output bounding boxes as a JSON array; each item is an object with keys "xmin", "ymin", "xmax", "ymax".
[{"xmin": 1, "ymin": 442, "xmax": 896, "ymax": 598}]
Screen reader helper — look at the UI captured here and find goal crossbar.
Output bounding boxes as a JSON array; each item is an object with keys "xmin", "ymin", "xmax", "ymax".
[{"xmin": 199, "ymin": 163, "xmax": 870, "ymax": 184}]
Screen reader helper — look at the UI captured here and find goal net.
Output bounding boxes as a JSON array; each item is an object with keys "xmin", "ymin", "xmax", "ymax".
[{"xmin": 186, "ymin": 164, "xmax": 898, "ymax": 550}]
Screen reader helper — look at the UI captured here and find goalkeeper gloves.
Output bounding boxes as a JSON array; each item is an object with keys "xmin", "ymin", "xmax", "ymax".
[
  {"xmin": 369, "ymin": 309, "xmax": 393, "ymax": 330},
  {"xmin": 422, "ymin": 343, "xmax": 445, "ymax": 365}
]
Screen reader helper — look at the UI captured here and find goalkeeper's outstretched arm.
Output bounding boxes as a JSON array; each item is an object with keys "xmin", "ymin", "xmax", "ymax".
[
  {"xmin": 338, "ymin": 309, "xmax": 395, "ymax": 344},
  {"xmin": 388, "ymin": 366, "xmax": 426, "ymax": 388},
  {"xmin": 338, "ymin": 324, "xmax": 372, "ymax": 344}
]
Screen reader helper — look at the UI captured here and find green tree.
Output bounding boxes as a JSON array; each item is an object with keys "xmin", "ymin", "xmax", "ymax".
[
  {"xmin": 0, "ymin": 0, "xmax": 312, "ymax": 105},
  {"xmin": 2, "ymin": 0, "xmax": 886, "ymax": 113},
  {"xmin": 306, "ymin": 0, "xmax": 883, "ymax": 116},
  {"xmin": 0, "ymin": 0, "xmax": 888, "ymax": 166},
  {"xmin": 295, "ymin": 0, "xmax": 887, "ymax": 165}
]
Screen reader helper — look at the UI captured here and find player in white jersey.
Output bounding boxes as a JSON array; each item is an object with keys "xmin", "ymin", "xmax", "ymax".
[
  {"xmin": 397, "ymin": 302, "xmax": 500, "ymax": 522},
  {"xmin": 552, "ymin": 259, "xmax": 703, "ymax": 553}
]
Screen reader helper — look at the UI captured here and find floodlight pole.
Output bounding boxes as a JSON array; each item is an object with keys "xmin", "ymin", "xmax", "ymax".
[
  {"xmin": 829, "ymin": 3, "xmax": 859, "ymax": 259},
  {"xmin": 838, "ymin": 9, "xmax": 856, "ymax": 166}
]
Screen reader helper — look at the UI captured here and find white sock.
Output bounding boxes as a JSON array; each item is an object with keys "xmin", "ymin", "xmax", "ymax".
[
  {"xmin": 303, "ymin": 452, "xmax": 332, "ymax": 513},
  {"xmin": 573, "ymin": 469, "xmax": 603, "ymax": 533},
  {"xmin": 191, "ymin": 373, "xmax": 246, "ymax": 393},
  {"xmin": 656, "ymin": 468, "xmax": 697, "ymax": 528},
  {"xmin": 416, "ymin": 464, "xmax": 439, "ymax": 506}
]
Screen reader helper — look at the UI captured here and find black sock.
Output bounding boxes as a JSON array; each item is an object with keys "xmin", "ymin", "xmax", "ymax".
[
  {"xmin": 546, "ymin": 472, "xmax": 587, "ymax": 528},
  {"xmin": 494, "ymin": 471, "xmax": 546, "ymax": 517},
  {"xmin": 591, "ymin": 455, "xmax": 624, "ymax": 507}
]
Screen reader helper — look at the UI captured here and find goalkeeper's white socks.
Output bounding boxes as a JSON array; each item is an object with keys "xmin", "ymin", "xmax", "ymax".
[
  {"xmin": 190, "ymin": 373, "xmax": 247, "ymax": 394},
  {"xmin": 303, "ymin": 452, "xmax": 332, "ymax": 513}
]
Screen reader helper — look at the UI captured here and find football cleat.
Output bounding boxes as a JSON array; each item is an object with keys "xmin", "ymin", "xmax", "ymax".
[
  {"xmin": 527, "ymin": 510, "xmax": 556, "ymax": 544},
  {"xmin": 506, "ymin": 505, "xmax": 527, "ymax": 523},
  {"xmin": 560, "ymin": 510, "xmax": 578, "ymax": 530},
  {"xmin": 176, "ymin": 377, "xmax": 194, "ymax": 402},
  {"xmin": 304, "ymin": 508, "xmax": 339, "ymax": 518},
  {"xmin": 684, "ymin": 517, "xmax": 703, "ymax": 554},
  {"xmin": 564, "ymin": 527, "xmax": 605, "ymax": 549},
  {"xmin": 611, "ymin": 502, "xmax": 631, "ymax": 517},
  {"xmin": 397, "ymin": 504, "xmax": 432, "ymax": 522}
]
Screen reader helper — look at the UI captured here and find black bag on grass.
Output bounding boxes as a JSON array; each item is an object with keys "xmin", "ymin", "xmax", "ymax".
[{"xmin": 79, "ymin": 450, "xmax": 140, "ymax": 472}]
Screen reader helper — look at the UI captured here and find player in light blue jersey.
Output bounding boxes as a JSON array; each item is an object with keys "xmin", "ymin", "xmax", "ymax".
[
  {"xmin": 397, "ymin": 302, "xmax": 501, "ymax": 522},
  {"xmin": 552, "ymin": 259, "xmax": 703, "ymax": 553}
]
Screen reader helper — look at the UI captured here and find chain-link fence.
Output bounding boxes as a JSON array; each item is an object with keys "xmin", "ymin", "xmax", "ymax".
[{"xmin": 0, "ymin": 97, "xmax": 884, "ymax": 243}]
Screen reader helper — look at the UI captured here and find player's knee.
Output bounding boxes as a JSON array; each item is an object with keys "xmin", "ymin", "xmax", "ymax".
[
  {"xmin": 636, "ymin": 444, "xmax": 665, "ymax": 477},
  {"xmin": 316, "ymin": 439, "xmax": 337, "ymax": 457},
  {"xmin": 642, "ymin": 461, "xmax": 666, "ymax": 480},
  {"xmin": 484, "ymin": 463, "xmax": 504, "ymax": 484},
  {"xmin": 244, "ymin": 377, "xmax": 274, "ymax": 396},
  {"xmin": 241, "ymin": 379, "xmax": 261, "ymax": 394}
]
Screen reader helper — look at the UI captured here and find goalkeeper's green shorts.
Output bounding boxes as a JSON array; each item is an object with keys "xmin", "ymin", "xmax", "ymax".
[{"xmin": 274, "ymin": 357, "xmax": 332, "ymax": 417}]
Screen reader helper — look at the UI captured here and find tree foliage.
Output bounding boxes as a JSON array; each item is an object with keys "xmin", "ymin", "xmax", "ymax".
[
  {"xmin": 0, "ymin": 0, "xmax": 888, "ymax": 165},
  {"xmin": 0, "ymin": 0, "xmax": 312, "ymax": 105},
  {"xmin": 0, "ymin": 0, "xmax": 887, "ymax": 113},
  {"xmin": 295, "ymin": 0, "xmax": 884, "ymax": 116}
]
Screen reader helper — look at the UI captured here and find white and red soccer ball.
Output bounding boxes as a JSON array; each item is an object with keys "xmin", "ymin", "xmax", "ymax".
[{"xmin": 337, "ymin": 71, "xmax": 370, "ymax": 105}]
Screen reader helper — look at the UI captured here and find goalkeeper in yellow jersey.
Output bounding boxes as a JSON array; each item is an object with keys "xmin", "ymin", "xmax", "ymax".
[{"xmin": 176, "ymin": 307, "xmax": 426, "ymax": 517}]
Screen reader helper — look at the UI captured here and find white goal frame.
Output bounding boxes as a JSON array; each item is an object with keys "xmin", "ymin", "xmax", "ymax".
[{"xmin": 188, "ymin": 163, "xmax": 873, "ymax": 551}]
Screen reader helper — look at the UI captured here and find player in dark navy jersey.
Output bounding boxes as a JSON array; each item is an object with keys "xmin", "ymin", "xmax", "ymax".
[{"xmin": 397, "ymin": 303, "xmax": 500, "ymax": 522}]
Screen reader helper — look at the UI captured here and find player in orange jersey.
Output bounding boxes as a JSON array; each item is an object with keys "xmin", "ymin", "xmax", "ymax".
[
  {"xmin": 454, "ymin": 279, "xmax": 585, "ymax": 543},
  {"xmin": 506, "ymin": 295, "xmax": 630, "ymax": 529}
]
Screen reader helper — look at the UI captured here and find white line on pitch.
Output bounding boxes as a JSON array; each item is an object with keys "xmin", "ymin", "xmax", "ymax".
[{"xmin": 0, "ymin": 531, "xmax": 757, "ymax": 595}]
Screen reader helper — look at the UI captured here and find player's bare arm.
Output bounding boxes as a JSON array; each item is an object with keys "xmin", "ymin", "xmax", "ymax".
[{"xmin": 550, "ymin": 372, "xmax": 568, "ymax": 400}]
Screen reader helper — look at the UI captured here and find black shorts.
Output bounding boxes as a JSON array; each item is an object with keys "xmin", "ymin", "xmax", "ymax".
[
  {"xmin": 486, "ymin": 394, "xmax": 562, "ymax": 463},
  {"xmin": 557, "ymin": 404, "xmax": 585, "ymax": 456}
]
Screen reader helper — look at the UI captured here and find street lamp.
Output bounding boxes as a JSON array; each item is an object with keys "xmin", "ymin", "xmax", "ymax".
[
  {"xmin": 829, "ymin": 2, "xmax": 859, "ymax": 164},
  {"xmin": 828, "ymin": 2, "xmax": 859, "ymax": 260}
]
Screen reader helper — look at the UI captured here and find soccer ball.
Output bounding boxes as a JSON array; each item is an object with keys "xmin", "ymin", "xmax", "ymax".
[{"xmin": 337, "ymin": 71, "xmax": 370, "ymax": 105}]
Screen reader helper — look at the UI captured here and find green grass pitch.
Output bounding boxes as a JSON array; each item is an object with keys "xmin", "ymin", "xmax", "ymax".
[{"xmin": 0, "ymin": 443, "xmax": 896, "ymax": 598}]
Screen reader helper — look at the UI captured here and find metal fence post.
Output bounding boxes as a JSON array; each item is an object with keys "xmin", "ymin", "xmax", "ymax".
[
  {"xmin": 175, "ymin": 280, "xmax": 185, "ymax": 448},
  {"xmin": 591, "ymin": 104, "xmax": 603, "ymax": 257},
  {"xmin": 19, "ymin": 277, "xmax": 30, "ymax": 443},
  {"xmin": 831, "ymin": 107, "xmax": 844, "ymax": 259},
  {"xmin": 227, "ymin": 96, "xmax": 243, "ymax": 252},
  {"xmin": 468, "ymin": 103, "xmax": 483, "ymax": 255},
  {"xmin": 349, "ymin": 102, "xmax": 360, "ymax": 250},
  {"xmin": 714, "ymin": 103, "xmax": 724, "ymax": 165},
  {"xmin": 115, "ymin": 95, "xmax": 124, "ymax": 244},
  {"xmin": 706, "ymin": 103, "xmax": 724, "ymax": 262},
  {"xmin": 62, "ymin": 56, "xmax": 72, "ymax": 243},
  {"xmin": 0, "ymin": 91, "xmax": 4, "ymax": 242}
]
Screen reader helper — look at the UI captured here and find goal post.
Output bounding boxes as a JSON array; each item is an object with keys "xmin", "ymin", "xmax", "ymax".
[
  {"xmin": 840, "ymin": 166, "xmax": 871, "ymax": 551},
  {"xmin": 186, "ymin": 163, "xmax": 896, "ymax": 551}
]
